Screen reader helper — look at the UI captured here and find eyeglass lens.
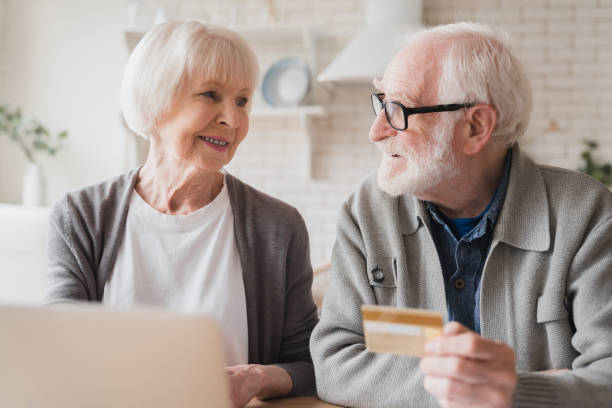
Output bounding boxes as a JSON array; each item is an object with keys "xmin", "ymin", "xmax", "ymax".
[
  {"xmin": 371, "ymin": 94, "xmax": 383, "ymax": 115},
  {"xmin": 371, "ymin": 94, "xmax": 406, "ymax": 130},
  {"xmin": 385, "ymin": 102, "xmax": 405, "ymax": 130}
]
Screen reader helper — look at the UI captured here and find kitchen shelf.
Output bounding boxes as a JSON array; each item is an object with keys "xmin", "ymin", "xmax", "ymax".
[
  {"xmin": 124, "ymin": 30, "xmax": 144, "ymax": 52},
  {"xmin": 230, "ymin": 24, "xmax": 322, "ymax": 43},
  {"xmin": 124, "ymin": 24, "xmax": 322, "ymax": 52},
  {"xmin": 251, "ymin": 105, "xmax": 325, "ymax": 118}
]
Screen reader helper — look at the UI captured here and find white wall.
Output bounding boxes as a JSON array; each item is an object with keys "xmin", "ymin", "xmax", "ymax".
[
  {"xmin": 0, "ymin": 0, "xmax": 5, "ymax": 99},
  {"xmin": 0, "ymin": 0, "xmax": 127, "ymax": 204}
]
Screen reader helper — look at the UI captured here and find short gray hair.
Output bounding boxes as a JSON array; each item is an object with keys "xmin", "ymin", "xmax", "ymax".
[
  {"xmin": 120, "ymin": 21, "xmax": 259, "ymax": 139},
  {"xmin": 401, "ymin": 22, "xmax": 532, "ymax": 147}
]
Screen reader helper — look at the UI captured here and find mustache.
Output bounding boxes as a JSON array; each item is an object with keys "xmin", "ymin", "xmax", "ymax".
[{"xmin": 375, "ymin": 138, "xmax": 409, "ymax": 156}]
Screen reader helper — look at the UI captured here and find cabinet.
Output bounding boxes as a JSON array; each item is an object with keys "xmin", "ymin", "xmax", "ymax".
[{"xmin": 0, "ymin": 204, "xmax": 48, "ymax": 304}]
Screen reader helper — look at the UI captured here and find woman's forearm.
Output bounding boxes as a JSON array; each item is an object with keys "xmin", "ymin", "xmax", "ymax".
[{"xmin": 255, "ymin": 364, "xmax": 293, "ymax": 400}]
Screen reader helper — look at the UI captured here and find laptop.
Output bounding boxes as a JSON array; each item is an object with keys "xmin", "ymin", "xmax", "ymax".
[{"xmin": 0, "ymin": 303, "xmax": 231, "ymax": 408}]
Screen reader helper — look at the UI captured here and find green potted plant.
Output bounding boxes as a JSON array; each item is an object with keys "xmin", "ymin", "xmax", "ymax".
[
  {"xmin": 578, "ymin": 140, "xmax": 611, "ymax": 187},
  {"xmin": 0, "ymin": 104, "xmax": 68, "ymax": 206}
]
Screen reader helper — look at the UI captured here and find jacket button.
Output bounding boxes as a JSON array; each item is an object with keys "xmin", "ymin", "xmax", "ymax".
[
  {"xmin": 372, "ymin": 268, "xmax": 384, "ymax": 283},
  {"xmin": 454, "ymin": 278, "xmax": 466, "ymax": 290}
]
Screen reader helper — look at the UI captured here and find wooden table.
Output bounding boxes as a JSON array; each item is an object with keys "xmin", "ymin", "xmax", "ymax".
[{"xmin": 247, "ymin": 396, "xmax": 343, "ymax": 407}]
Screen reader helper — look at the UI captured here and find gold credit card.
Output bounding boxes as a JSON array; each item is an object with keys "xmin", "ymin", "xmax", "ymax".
[{"xmin": 361, "ymin": 305, "xmax": 443, "ymax": 357}]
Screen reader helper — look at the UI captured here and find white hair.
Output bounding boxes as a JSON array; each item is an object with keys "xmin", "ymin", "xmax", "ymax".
[
  {"xmin": 399, "ymin": 22, "xmax": 532, "ymax": 147},
  {"xmin": 120, "ymin": 21, "xmax": 259, "ymax": 140}
]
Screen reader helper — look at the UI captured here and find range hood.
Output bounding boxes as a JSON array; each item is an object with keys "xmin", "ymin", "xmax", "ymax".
[{"xmin": 317, "ymin": 0, "xmax": 424, "ymax": 84}]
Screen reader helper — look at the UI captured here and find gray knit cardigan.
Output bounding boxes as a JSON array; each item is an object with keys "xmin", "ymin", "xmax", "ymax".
[{"xmin": 45, "ymin": 170, "xmax": 319, "ymax": 397}]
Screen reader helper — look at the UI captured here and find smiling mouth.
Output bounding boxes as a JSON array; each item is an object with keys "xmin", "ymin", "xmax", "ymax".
[{"xmin": 199, "ymin": 136, "xmax": 229, "ymax": 147}]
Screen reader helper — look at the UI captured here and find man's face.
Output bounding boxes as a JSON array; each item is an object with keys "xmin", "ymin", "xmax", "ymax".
[{"xmin": 369, "ymin": 42, "xmax": 462, "ymax": 197}]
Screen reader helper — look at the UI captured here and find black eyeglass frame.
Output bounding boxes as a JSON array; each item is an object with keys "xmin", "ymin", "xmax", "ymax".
[{"xmin": 371, "ymin": 93, "xmax": 476, "ymax": 131}]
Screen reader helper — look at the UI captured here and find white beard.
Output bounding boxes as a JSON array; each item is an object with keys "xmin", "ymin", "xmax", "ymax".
[{"xmin": 376, "ymin": 117, "xmax": 461, "ymax": 196}]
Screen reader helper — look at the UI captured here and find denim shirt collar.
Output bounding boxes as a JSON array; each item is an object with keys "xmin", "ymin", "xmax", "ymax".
[{"xmin": 426, "ymin": 149, "xmax": 513, "ymax": 242}]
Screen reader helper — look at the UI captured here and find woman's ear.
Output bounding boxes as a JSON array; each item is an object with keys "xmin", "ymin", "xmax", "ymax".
[{"xmin": 462, "ymin": 104, "xmax": 497, "ymax": 156}]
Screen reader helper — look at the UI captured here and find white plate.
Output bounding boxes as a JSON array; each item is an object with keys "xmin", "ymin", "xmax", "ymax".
[{"xmin": 262, "ymin": 58, "xmax": 311, "ymax": 107}]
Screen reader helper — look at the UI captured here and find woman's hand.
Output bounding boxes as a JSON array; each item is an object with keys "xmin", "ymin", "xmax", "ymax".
[{"xmin": 225, "ymin": 364, "xmax": 293, "ymax": 408}]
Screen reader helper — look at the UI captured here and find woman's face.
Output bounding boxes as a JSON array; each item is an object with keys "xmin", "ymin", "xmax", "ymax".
[{"xmin": 154, "ymin": 78, "xmax": 252, "ymax": 172}]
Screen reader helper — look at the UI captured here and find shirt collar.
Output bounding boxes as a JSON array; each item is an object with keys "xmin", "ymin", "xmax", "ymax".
[
  {"xmin": 493, "ymin": 144, "xmax": 550, "ymax": 252},
  {"xmin": 485, "ymin": 149, "xmax": 513, "ymax": 224},
  {"xmin": 425, "ymin": 150, "xmax": 512, "ymax": 239}
]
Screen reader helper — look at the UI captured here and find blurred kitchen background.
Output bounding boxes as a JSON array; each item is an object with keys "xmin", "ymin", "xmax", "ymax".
[{"xmin": 0, "ymin": 0, "xmax": 611, "ymax": 303}]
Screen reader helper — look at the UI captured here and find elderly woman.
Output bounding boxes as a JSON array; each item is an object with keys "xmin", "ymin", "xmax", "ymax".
[{"xmin": 45, "ymin": 21, "xmax": 318, "ymax": 407}]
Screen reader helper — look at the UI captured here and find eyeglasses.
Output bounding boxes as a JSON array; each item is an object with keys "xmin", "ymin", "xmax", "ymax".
[{"xmin": 371, "ymin": 93, "xmax": 476, "ymax": 131}]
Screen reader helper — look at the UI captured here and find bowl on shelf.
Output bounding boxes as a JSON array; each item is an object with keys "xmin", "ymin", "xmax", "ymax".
[{"xmin": 261, "ymin": 57, "xmax": 311, "ymax": 107}]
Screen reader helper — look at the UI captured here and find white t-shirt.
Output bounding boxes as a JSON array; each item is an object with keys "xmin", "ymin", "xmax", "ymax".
[{"xmin": 103, "ymin": 178, "xmax": 248, "ymax": 366}]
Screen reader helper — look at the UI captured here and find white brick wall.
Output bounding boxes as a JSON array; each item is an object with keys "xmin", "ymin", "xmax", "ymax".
[
  {"xmin": 149, "ymin": 0, "xmax": 611, "ymax": 267},
  {"xmin": 0, "ymin": 0, "xmax": 5, "ymax": 100}
]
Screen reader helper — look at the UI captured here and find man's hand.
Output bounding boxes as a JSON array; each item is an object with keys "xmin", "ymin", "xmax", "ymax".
[
  {"xmin": 419, "ymin": 322, "xmax": 517, "ymax": 408},
  {"xmin": 225, "ymin": 364, "xmax": 293, "ymax": 408}
]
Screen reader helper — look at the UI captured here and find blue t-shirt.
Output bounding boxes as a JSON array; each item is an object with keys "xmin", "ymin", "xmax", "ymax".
[{"xmin": 444, "ymin": 199, "xmax": 493, "ymax": 240}]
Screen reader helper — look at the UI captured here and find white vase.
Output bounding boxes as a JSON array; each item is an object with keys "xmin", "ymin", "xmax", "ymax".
[{"xmin": 22, "ymin": 162, "xmax": 46, "ymax": 207}]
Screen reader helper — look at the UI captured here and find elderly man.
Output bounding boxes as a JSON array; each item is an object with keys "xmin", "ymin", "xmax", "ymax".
[{"xmin": 310, "ymin": 22, "xmax": 612, "ymax": 408}]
